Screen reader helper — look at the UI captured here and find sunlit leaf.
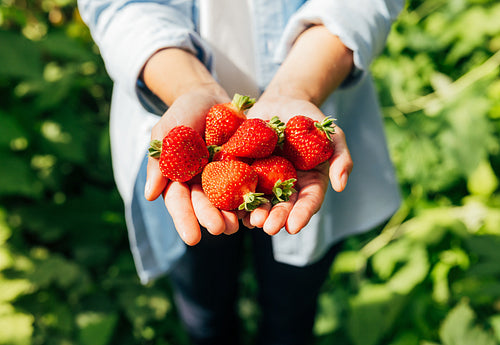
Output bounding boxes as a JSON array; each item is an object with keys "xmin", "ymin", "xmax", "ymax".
[
  {"xmin": 490, "ymin": 315, "xmax": 500, "ymax": 343},
  {"xmin": 314, "ymin": 292, "xmax": 343, "ymax": 336},
  {"xmin": 0, "ymin": 305, "xmax": 33, "ymax": 345},
  {"xmin": 467, "ymin": 159, "xmax": 499, "ymax": 196},
  {"xmin": 331, "ymin": 250, "xmax": 366, "ymax": 274},
  {"xmin": 0, "ymin": 277, "xmax": 33, "ymax": 303},
  {"xmin": 77, "ymin": 311, "xmax": 118, "ymax": 345},
  {"xmin": 348, "ymin": 284, "xmax": 407, "ymax": 345},
  {"xmin": 440, "ymin": 299, "xmax": 497, "ymax": 345}
]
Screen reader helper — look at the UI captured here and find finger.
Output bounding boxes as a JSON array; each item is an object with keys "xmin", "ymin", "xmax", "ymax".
[
  {"xmin": 329, "ymin": 126, "xmax": 353, "ymax": 192},
  {"xmin": 286, "ymin": 179, "xmax": 327, "ymax": 235},
  {"xmin": 263, "ymin": 195, "xmax": 296, "ymax": 236},
  {"xmin": 241, "ymin": 213, "xmax": 254, "ymax": 229},
  {"xmin": 191, "ymin": 184, "xmax": 226, "ymax": 235},
  {"xmin": 164, "ymin": 182, "xmax": 202, "ymax": 246},
  {"xmin": 221, "ymin": 211, "xmax": 240, "ymax": 235},
  {"xmin": 249, "ymin": 202, "xmax": 272, "ymax": 229},
  {"xmin": 145, "ymin": 157, "xmax": 168, "ymax": 200}
]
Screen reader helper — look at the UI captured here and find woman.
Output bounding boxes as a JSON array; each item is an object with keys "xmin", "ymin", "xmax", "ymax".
[{"xmin": 78, "ymin": 1, "xmax": 403, "ymax": 344}]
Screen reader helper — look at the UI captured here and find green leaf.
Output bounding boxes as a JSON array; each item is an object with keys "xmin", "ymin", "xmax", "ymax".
[
  {"xmin": 438, "ymin": 94, "xmax": 494, "ymax": 177},
  {"xmin": 314, "ymin": 292, "xmax": 343, "ymax": 336},
  {"xmin": 372, "ymin": 239, "xmax": 430, "ymax": 295},
  {"xmin": 0, "ymin": 31, "xmax": 42, "ymax": 79},
  {"xmin": 331, "ymin": 250, "xmax": 366, "ymax": 274},
  {"xmin": 0, "ymin": 208, "xmax": 12, "ymax": 246},
  {"xmin": 0, "ymin": 276, "xmax": 33, "ymax": 303},
  {"xmin": 386, "ymin": 244, "xmax": 429, "ymax": 295},
  {"xmin": 431, "ymin": 248, "xmax": 470, "ymax": 304},
  {"xmin": 0, "ymin": 151, "xmax": 40, "ymax": 198},
  {"xmin": 439, "ymin": 299, "xmax": 497, "ymax": 345},
  {"xmin": 490, "ymin": 315, "xmax": 500, "ymax": 343},
  {"xmin": 467, "ymin": 159, "xmax": 499, "ymax": 196},
  {"xmin": 387, "ymin": 331, "xmax": 420, "ymax": 345},
  {"xmin": 347, "ymin": 284, "xmax": 407, "ymax": 345},
  {"xmin": 0, "ymin": 112, "xmax": 28, "ymax": 148},
  {"xmin": 0, "ymin": 305, "xmax": 34, "ymax": 345},
  {"xmin": 38, "ymin": 32, "xmax": 96, "ymax": 62},
  {"xmin": 28, "ymin": 251, "xmax": 89, "ymax": 290},
  {"xmin": 465, "ymin": 235, "xmax": 500, "ymax": 260},
  {"xmin": 77, "ymin": 312, "xmax": 118, "ymax": 345},
  {"xmin": 118, "ymin": 286, "xmax": 172, "ymax": 332}
]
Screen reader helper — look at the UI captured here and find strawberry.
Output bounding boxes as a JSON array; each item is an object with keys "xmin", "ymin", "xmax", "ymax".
[
  {"xmin": 222, "ymin": 116, "xmax": 285, "ymax": 158},
  {"xmin": 149, "ymin": 125, "xmax": 209, "ymax": 182},
  {"xmin": 251, "ymin": 156, "xmax": 297, "ymax": 204},
  {"xmin": 201, "ymin": 160, "xmax": 268, "ymax": 211},
  {"xmin": 205, "ymin": 93, "xmax": 255, "ymax": 146},
  {"xmin": 210, "ymin": 146, "xmax": 253, "ymax": 165},
  {"xmin": 283, "ymin": 116, "xmax": 335, "ymax": 170}
]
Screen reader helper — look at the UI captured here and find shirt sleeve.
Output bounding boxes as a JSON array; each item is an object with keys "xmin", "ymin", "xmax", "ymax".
[
  {"xmin": 77, "ymin": 0, "xmax": 214, "ymax": 103},
  {"xmin": 274, "ymin": 0, "xmax": 405, "ymax": 87}
]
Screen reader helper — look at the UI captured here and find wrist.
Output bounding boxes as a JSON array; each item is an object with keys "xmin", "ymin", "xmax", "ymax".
[
  {"xmin": 263, "ymin": 25, "xmax": 353, "ymax": 108},
  {"xmin": 142, "ymin": 48, "xmax": 224, "ymax": 106},
  {"xmin": 260, "ymin": 83, "xmax": 315, "ymax": 105}
]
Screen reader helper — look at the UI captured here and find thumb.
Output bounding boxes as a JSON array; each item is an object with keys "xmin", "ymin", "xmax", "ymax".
[
  {"xmin": 145, "ymin": 156, "xmax": 168, "ymax": 200},
  {"xmin": 328, "ymin": 126, "xmax": 353, "ymax": 192}
]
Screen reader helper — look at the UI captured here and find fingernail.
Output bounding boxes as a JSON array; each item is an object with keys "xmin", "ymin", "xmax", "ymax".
[{"xmin": 144, "ymin": 179, "xmax": 151, "ymax": 199}]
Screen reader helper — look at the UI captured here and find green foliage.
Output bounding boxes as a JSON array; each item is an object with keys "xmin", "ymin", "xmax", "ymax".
[
  {"xmin": 312, "ymin": 0, "xmax": 500, "ymax": 344},
  {"xmin": 1, "ymin": 0, "xmax": 500, "ymax": 344},
  {"xmin": 0, "ymin": 1, "xmax": 187, "ymax": 344}
]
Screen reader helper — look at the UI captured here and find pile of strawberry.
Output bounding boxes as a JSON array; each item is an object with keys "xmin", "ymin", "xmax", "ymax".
[{"xmin": 148, "ymin": 94, "xmax": 336, "ymax": 211}]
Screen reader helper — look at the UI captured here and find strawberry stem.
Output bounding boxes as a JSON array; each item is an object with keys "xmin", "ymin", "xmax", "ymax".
[
  {"xmin": 314, "ymin": 116, "xmax": 336, "ymax": 141},
  {"xmin": 148, "ymin": 139, "xmax": 162, "ymax": 158},
  {"xmin": 268, "ymin": 116, "xmax": 286, "ymax": 144},
  {"xmin": 232, "ymin": 93, "xmax": 256, "ymax": 112},
  {"xmin": 238, "ymin": 192, "xmax": 269, "ymax": 211},
  {"xmin": 207, "ymin": 145, "xmax": 222, "ymax": 161},
  {"xmin": 272, "ymin": 178, "xmax": 297, "ymax": 204}
]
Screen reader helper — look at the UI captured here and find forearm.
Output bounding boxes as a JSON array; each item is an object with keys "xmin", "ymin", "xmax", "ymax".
[
  {"xmin": 142, "ymin": 48, "xmax": 226, "ymax": 107},
  {"xmin": 264, "ymin": 25, "xmax": 353, "ymax": 107}
]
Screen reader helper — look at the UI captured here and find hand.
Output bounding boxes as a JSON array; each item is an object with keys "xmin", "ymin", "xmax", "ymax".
[
  {"xmin": 243, "ymin": 94, "xmax": 353, "ymax": 235},
  {"xmin": 144, "ymin": 87, "xmax": 245, "ymax": 246}
]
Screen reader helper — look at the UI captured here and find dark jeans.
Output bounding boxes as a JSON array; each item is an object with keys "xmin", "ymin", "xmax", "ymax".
[{"xmin": 168, "ymin": 226, "xmax": 343, "ymax": 345}]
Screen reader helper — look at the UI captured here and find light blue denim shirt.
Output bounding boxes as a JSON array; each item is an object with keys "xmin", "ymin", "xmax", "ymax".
[{"xmin": 78, "ymin": 0, "xmax": 404, "ymax": 284}]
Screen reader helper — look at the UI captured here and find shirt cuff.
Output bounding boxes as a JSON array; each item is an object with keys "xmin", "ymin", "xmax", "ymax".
[
  {"xmin": 274, "ymin": 0, "xmax": 404, "ymax": 88},
  {"xmin": 94, "ymin": 2, "xmax": 214, "ymax": 107}
]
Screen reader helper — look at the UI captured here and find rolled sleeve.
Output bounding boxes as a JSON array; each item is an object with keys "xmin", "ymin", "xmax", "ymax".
[
  {"xmin": 274, "ymin": 0, "xmax": 405, "ymax": 86},
  {"xmin": 78, "ymin": 0, "xmax": 213, "ymax": 102}
]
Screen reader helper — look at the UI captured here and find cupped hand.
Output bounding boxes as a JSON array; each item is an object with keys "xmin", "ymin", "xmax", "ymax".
[
  {"xmin": 144, "ymin": 87, "xmax": 242, "ymax": 246},
  {"xmin": 243, "ymin": 94, "xmax": 353, "ymax": 235}
]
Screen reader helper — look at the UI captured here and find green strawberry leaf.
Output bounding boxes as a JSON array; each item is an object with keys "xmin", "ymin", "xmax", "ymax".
[
  {"xmin": 315, "ymin": 116, "xmax": 336, "ymax": 141},
  {"xmin": 268, "ymin": 116, "xmax": 286, "ymax": 144},
  {"xmin": 272, "ymin": 178, "xmax": 297, "ymax": 204},
  {"xmin": 232, "ymin": 93, "xmax": 256, "ymax": 111},
  {"xmin": 148, "ymin": 140, "xmax": 162, "ymax": 158},
  {"xmin": 238, "ymin": 192, "xmax": 269, "ymax": 211}
]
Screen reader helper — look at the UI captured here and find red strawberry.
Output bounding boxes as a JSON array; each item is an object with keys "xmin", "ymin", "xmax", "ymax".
[
  {"xmin": 222, "ymin": 116, "xmax": 285, "ymax": 158},
  {"xmin": 210, "ymin": 146, "xmax": 253, "ymax": 165},
  {"xmin": 283, "ymin": 116, "xmax": 335, "ymax": 170},
  {"xmin": 205, "ymin": 93, "xmax": 255, "ymax": 146},
  {"xmin": 201, "ymin": 160, "xmax": 268, "ymax": 211},
  {"xmin": 149, "ymin": 125, "xmax": 209, "ymax": 182},
  {"xmin": 251, "ymin": 156, "xmax": 297, "ymax": 204}
]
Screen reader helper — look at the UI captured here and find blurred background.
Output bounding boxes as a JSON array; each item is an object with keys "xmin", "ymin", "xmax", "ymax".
[{"xmin": 1, "ymin": 0, "xmax": 499, "ymax": 344}]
